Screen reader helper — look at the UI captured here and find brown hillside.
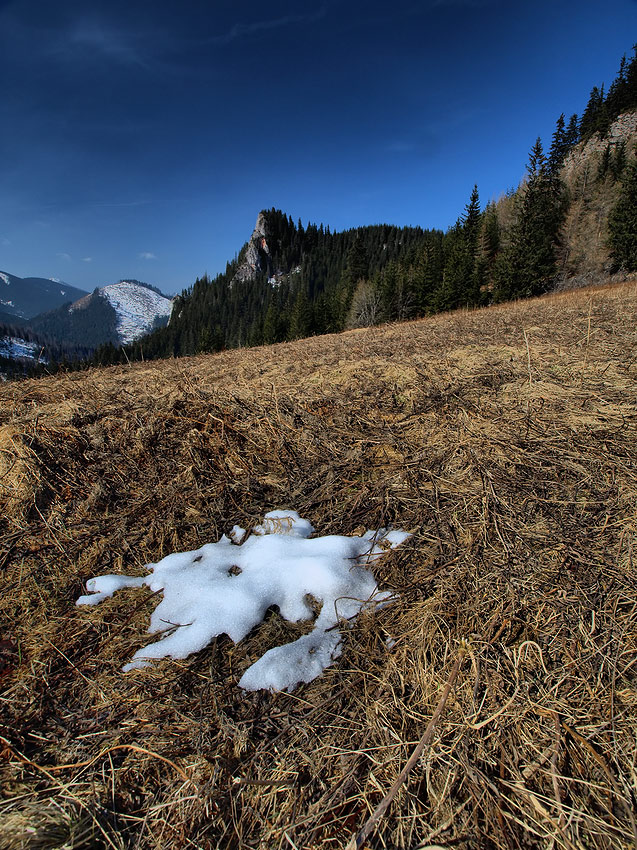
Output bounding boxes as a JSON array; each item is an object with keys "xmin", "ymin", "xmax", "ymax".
[{"xmin": 1, "ymin": 282, "xmax": 636, "ymax": 849}]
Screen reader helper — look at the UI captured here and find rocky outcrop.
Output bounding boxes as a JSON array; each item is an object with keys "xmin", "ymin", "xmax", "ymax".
[
  {"xmin": 558, "ymin": 110, "xmax": 637, "ymax": 284},
  {"xmin": 561, "ymin": 110, "xmax": 637, "ymax": 183},
  {"xmin": 232, "ymin": 212, "xmax": 271, "ymax": 284}
]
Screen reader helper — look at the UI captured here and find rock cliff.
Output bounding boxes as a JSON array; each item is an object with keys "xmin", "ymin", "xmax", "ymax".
[
  {"xmin": 232, "ymin": 212, "xmax": 271, "ymax": 284},
  {"xmin": 559, "ymin": 110, "xmax": 637, "ymax": 284}
]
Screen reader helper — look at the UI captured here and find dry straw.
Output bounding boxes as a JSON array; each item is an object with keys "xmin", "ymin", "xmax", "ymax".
[{"xmin": 1, "ymin": 280, "xmax": 636, "ymax": 849}]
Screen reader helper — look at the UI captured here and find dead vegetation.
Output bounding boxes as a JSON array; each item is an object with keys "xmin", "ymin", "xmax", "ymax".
[{"xmin": 1, "ymin": 281, "xmax": 636, "ymax": 849}]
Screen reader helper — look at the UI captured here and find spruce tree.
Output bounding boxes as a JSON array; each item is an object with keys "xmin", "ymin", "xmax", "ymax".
[
  {"xmin": 597, "ymin": 144, "xmax": 612, "ymax": 181},
  {"xmin": 579, "ymin": 86, "xmax": 604, "ymax": 139},
  {"xmin": 496, "ymin": 139, "xmax": 566, "ymax": 299},
  {"xmin": 548, "ymin": 114, "xmax": 568, "ymax": 174},
  {"xmin": 564, "ymin": 114, "xmax": 579, "ymax": 150},
  {"xmin": 612, "ymin": 141, "xmax": 627, "ymax": 181},
  {"xmin": 462, "ymin": 184, "xmax": 482, "ymax": 249},
  {"xmin": 605, "ymin": 55, "xmax": 629, "ymax": 118},
  {"xmin": 289, "ymin": 285, "xmax": 313, "ymax": 339},
  {"xmin": 625, "ymin": 44, "xmax": 637, "ymax": 108},
  {"xmin": 608, "ymin": 156, "xmax": 637, "ymax": 271}
]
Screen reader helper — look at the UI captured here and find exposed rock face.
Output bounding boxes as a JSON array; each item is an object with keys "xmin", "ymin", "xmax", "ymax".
[
  {"xmin": 558, "ymin": 110, "xmax": 637, "ymax": 284},
  {"xmin": 561, "ymin": 111, "xmax": 637, "ymax": 183},
  {"xmin": 232, "ymin": 212, "xmax": 271, "ymax": 284}
]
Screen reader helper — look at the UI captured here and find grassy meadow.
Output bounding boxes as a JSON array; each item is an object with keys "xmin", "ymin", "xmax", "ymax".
[{"xmin": 1, "ymin": 280, "xmax": 636, "ymax": 849}]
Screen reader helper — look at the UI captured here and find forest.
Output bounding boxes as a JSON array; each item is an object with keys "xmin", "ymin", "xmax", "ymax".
[{"xmin": 46, "ymin": 45, "xmax": 637, "ymax": 368}]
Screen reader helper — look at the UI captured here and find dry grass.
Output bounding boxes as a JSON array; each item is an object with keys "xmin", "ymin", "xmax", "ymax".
[{"xmin": 1, "ymin": 281, "xmax": 636, "ymax": 849}]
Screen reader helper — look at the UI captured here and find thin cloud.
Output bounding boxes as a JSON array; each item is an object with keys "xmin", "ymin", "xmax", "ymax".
[
  {"xmin": 82, "ymin": 256, "xmax": 93, "ymax": 262},
  {"xmin": 49, "ymin": 17, "xmax": 150, "ymax": 69},
  {"xmin": 0, "ymin": 236, "xmax": 10, "ymax": 247},
  {"xmin": 57, "ymin": 252, "xmax": 72, "ymax": 261},
  {"xmin": 207, "ymin": 8, "xmax": 327, "ymax": 45},
  {"xmin": 138, "ymin": 252, "xmax": 156, "ymax": 260}
]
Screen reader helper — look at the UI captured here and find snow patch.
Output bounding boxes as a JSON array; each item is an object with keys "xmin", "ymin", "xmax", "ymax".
[
  {"xmin": 0, "ymin": 336, "xmax": 46, "ymax": 362},
  {"xmin": 98, "ymin": 281, "xmax": 173, "ymax": 344},
  {"xmin": 0, "ymin": 273, "xmax": 10, "ymax": 286},
  {"xmin": 77, "ymin": 510, "xmax": 411, "ymax": 691}
]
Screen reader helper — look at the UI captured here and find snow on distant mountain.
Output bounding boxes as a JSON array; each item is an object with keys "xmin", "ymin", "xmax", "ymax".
[
  {"xmin": 97, "ymin": 281, "xmax": 173, "ymax": 344},
  {"xmin": 0, "ymin": 270, "xmax": 88, "ymax": 319},
  {"xmin": 29, "ymin": 280, "xmax": 174, "ymax": 349},
  {"xmin": 0, "ymin": 335, "xmax": 46, "ymax": 364}
]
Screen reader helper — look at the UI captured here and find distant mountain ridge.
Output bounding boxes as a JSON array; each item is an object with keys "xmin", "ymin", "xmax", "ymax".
[
  {"xmin": 29, "ymin": 280, "xmax": 174, "ymax": 349},
  {"xmin": 0, "ymin": 271, "xmax": 88, "ymax": 319}
]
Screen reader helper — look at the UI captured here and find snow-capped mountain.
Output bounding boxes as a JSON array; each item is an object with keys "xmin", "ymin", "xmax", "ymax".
[
  {"xmin": 29, "ymin": 280, "xmax": 174, "ymax": 349},
  {"xmin": 0, "ymin": 270, "xmax": 88, "ymax": 320},
  {"xmin": 100, "ymin": 280, "xmax": 173, "ymax": 344}
]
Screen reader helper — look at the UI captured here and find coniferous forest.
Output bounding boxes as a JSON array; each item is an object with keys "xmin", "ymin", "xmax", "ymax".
[{"xmin": 69, "ymin": 46, "xmax": 637, "ymax": 368}]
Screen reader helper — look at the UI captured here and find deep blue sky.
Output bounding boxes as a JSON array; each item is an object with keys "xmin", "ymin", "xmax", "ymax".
[{"xmin": 1, "ymin": 0, "xmax": 636, "ymax": 295}]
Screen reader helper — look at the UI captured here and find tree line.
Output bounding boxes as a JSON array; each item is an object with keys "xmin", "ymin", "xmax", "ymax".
[{"xmin": 37, "ymin": 45, "xmax": 637, "ymax": 371}]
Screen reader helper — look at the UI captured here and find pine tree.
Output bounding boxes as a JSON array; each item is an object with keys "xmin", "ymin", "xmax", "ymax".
[
  {"xmin": 477, "ymin": 202, "xmax": 500, "ymax": 298},
  {"xmin": 289, "ymin": 285, "xmax": 313, "ymax": 339},
  {"xmin": 625, "ymin": 44, "xmax": 637, "ymax": 107},
  {"xmin": 496, "ymin": 138, "xmax": 566, "ymax": 299},
  {"xmin": 435, "ymin": 229, "xmax": 469, "ymax": 311},
  {"xmin": 611, "ymin": 141, "xmax": 627, "ymax": 181},
  {"xmin": 597, "ymin": 144, "xmax": 612, "ymax": 181},
  {"xmin": 462, "ymin": 184, "xmax": 482, "ymax": 249},
  {"xmin": 579, "ymin": 86, "xmax": 604, "ymax": 139},
  {"xmin": 548, "ymin": 114, "xmax": 568, "ymax": 174},
  {"xmin": 262, "ymin": 302, "xmax": 279, "ymax": 345},
  {"xmin": 608, "ymin": 157, "xmax": 637, "ymax": 271},
  {"xmin": 434, "ymin": 186, "xmax": 484, "ymax": 311},
  {"xmin": 605, "ymin": 55, "xmax": 629, "ymax": 118},
  {"xmin": 564, "ymin": 114, "xmax": 579, "ymax": 150},
  {"xmin": 346, "ymin": 236, "xmax": 369, "ymax": 284}
]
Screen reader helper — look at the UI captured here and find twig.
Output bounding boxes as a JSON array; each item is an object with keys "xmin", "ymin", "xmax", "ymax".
[
  {"xmin": 345, "ymin": 643, "xmax": 467, "ymax": 850},
  {"xmin": 2, "ymin": 738, "xmax": 197, "ymax": 791},
  {"xmin": 562, "ymin": 720, "xmax": 637, "ymax": 845},
  {"xmin": 523, "ymin": 328, "xmax": 533, "ymax": 386}
]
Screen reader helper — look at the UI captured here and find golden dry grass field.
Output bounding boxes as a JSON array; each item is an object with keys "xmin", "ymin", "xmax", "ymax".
[{"xmin": 1, "ymin": 281, "xmax": 636, "ymax": 850}]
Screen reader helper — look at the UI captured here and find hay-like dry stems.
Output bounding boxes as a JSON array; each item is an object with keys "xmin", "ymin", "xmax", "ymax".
[{"xmin": 1, "ymin": 281, "xmax": 636, "ymax": 849}]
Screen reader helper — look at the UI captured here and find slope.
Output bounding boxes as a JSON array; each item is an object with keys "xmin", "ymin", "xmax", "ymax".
[
  {"xmin": 0, "ymin": 270, "xmax": 88, "ymax": 319},
  {"xmin": 29, "ymin": 280, "xmax": 173, "ymax": 350},
  {"xmin": 1, "ymin": 280, "xmax": 636, "ymax": 849}
]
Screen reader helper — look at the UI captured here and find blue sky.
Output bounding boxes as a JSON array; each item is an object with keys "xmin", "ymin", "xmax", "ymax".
[{"xmin": 1, "ymin": 0, "xmax": 636, "ymax": 295}]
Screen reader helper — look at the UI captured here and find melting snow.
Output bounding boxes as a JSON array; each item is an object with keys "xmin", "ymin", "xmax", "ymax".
[
  {"xmin": 77, "ymin": 510, "xmax": 411, "ymax": 691},
  {"xmin": 99, "ymin": 282, "xmax": 173, "ymax": 344},
  {"xmin": 0, "ymin": 336, "xmax": 46, "ymax": 362}
]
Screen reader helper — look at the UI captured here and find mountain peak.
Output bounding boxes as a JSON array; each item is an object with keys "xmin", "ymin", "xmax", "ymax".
[
  {"xmin": 97, "ymin": 280, "xmax": 174, "ymax": 345},
  {"xmin": 231, "ymin": 211, "xmax": 273, "ymax": 285},
  {"xmin": 0, "ymin": 271, "xmax": 88, "ymax": 320}
]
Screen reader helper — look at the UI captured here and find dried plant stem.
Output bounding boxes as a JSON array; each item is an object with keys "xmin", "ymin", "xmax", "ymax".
[
  {"xmin": 523, "ymin": 328, "xmax": 533, "ymax": 385},
  {"xmin": 2, "ymin": 738, "xmax": 197, "ymax": 790},
  {"xmin": 2, "ymin": 281, "xmax": 637, "ymax": 849},
  {"xmin": 346, "ymin": 644, "xmax": 467, "ymax": 850},
  {"xmin": 561, "ymin": 721, "xmax": 637, "ymax": 845}
]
